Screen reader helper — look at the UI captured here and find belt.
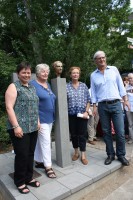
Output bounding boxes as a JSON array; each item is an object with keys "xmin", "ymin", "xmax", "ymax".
[
  {"xmin": 100, "ymin": 99, "xmax": 119, "ymax": 104},
  {"xmin": 127, "ymin": 89, "xmax": 133, "ymax": 93}
]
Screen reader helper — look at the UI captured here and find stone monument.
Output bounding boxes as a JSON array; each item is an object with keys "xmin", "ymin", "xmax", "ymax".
[{"xmin": 51, "ymin": 61, "xmax": 71, "ymax": 168}]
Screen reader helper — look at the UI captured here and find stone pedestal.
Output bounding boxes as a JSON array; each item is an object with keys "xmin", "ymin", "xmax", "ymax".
[{"xmin": 51, "ymin": 77, "xmax": 71, "ymax": 168}]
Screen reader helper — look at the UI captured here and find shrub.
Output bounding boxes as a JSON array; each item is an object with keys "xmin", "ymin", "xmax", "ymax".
[{"xmin": 0, "ymin": 113, "xmax": 11, "ymax": 144}]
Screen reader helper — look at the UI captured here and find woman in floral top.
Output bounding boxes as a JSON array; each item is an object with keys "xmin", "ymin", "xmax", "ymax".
[
  {"xmin": 67, "ymin": 66, "xmax": 91, "ymax": 165},
  {"xmin": 5, "ymin": 62, "xmax": 40, "ymax": 194}
]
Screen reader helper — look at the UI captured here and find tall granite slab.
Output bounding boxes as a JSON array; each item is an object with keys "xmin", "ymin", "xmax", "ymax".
[{"xmin": 51, "ymin": 77, "xmax": 71, "ymax": 168}]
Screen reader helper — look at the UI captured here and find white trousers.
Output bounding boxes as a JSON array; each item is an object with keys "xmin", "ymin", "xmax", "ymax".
[{"xmin": 34, "ymin": 123, "xmax": 53, "ymax": 167}]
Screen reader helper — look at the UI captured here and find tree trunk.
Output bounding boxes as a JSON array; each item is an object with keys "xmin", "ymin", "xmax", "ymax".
[
  {"xmin": 23, "ymin": 0, "xmax": 43, "ymax": 64},
  {"xmin": 63, "ymin": 0, "xmax": 79, "ymax": 74}
]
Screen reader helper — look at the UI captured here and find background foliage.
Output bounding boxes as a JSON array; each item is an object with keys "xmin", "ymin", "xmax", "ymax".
[{"xmin": 0, "ymin": 0, "xmax": 133, "ymax": 144}]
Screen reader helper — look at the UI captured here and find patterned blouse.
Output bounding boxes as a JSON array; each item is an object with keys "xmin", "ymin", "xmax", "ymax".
[
  {"xmin": 67, "ymin": 81, "xmax": 90, "ymax": 115},
  {"xmin": 7, "ymin": 80, "xmax": 39, "ymax": 134}
]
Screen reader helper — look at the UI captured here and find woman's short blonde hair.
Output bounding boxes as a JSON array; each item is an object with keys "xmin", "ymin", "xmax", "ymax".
[
  {"xmin": 36, "ymin": 64, "xmax": 50, "ymax": 76},
  {"xmin": 69, "ymin": 66, "xmax": 81, "ymax": 75}
]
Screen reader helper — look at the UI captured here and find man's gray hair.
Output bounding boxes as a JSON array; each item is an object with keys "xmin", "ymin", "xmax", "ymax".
[
  {"xmin": 36, "ymin": 63, "xmax": 50, "ymax": 76},
  {"xmin": 93, "ymin": 51, "xmax": 106, "ymax": 60}
]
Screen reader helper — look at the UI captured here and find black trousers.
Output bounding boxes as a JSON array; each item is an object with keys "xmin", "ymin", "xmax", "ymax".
[
  {"xmin": 8, "ymin": 130, "xmax": 38, "ymax": 187},
  {"xmin": 69, "ymin": 115, "xmax": 88, "ymax": 151}
]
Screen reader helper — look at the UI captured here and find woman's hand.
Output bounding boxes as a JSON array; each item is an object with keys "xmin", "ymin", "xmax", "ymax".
[
  {"xmin": 38, "ymin": 120, "xmax": 41, "ymax": 130},
  {"xmin": 14, "ymin": 127, "xmax": 23, "ymax": 138},
  {"xmin": 93, "ymin": 106, "xmax": 97, "ymax": 116}
]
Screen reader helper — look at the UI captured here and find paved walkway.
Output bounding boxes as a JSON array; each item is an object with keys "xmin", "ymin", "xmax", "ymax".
[
  {"xmin": 0, "ymin": 139, "xmax": 132, "ymax": 200},
  {"xmin": 104, "ymin": 177, "xmax": 133, "ymax": 200}
]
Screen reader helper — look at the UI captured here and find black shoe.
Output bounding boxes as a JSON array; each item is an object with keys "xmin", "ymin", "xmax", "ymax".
[
  {"xmin": 35, "ymin": 162, "xmax": 45, "ymax": 169},
  {"xmin": 104, "ymin": 155, "xmax": 115, "ymax": 165},
  {"xmin": 118, "ymin": 156, "xmax": 129, "ymax": 166}
]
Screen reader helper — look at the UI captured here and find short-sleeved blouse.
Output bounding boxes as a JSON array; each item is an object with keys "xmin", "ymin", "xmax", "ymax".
[
  {"xmin": 30, "ymin": 80, "xmax": 56, "ymax": 124},
  {"xmin": 7, "ymin": 80, "xmax": 39, "ymax": 133},
  {"xmin": 67, "ymin": 81, "xmax": 90, "ymax": 115}
]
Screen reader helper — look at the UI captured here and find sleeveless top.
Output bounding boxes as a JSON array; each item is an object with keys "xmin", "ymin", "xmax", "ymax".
[{"xmin": 7, "ymin": 80, "xmax": 39, "ymax": 134}]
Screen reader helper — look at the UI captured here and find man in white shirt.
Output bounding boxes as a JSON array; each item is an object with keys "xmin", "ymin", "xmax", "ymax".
[{"xmin": 91, "ymin": 50, "xmax": 130, "ymax": 166}]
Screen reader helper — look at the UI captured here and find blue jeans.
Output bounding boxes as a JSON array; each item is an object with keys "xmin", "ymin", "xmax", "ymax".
[{"xmin": 98, "ymin": 101, "xmax": 126, "ymax": 157}]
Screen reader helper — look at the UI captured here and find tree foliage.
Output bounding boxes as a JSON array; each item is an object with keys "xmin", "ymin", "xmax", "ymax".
[
  {"xmin": 0, "ymin": 0, "xmax": 133, "ymax": 143},
  {"xmin": 0, "ymin": 0, "xmax": 132, "ymax": 94}
]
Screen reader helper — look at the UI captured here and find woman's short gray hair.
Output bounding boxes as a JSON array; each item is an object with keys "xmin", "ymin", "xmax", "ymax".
[
  {"xmin": 36, "ymin": 64, "xmax": 50, "ymax": 76},
  {"xmin": 93, "ymin": 51, "xmax": 106, "ymax": 60},
  {"xmin": 128, "ymin": 73, "xmax": 133, "ymax": 78}
]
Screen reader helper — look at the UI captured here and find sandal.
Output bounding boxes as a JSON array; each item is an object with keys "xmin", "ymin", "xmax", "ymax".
[
  {"xmin": 45, "ymin": 168, "xmax": 56, "ymax": 178},
  {"xmin": 26, "ymin": 179, "xmax": 40, "ymax": 187},
  {"xmin": 18, "ymin": 185, "xmax": 30, "ymax": 194},
  {"xmin": 35, "ymin": 162, "xmax": 44, "ymax": 169}
]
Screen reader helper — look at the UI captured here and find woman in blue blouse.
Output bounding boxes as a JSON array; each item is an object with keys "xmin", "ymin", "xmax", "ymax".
[
  {"xmin": 67, "ymin": 66, "xmax": 91, "ymax": 165},
  {"xmin": 30, "ymin": 64, "xmax": 56, "ymax": 178}
]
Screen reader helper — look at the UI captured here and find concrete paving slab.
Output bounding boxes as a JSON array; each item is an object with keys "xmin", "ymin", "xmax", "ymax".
[
  {"xmin": 0, "ymin": 140, "xmax": 129, "ymax": 200},
  {"xmin": 4, "ymin": 152, "xmax": 15, "ymax": 159},
  {"xmin": 57, "ymin": 171, "xmax": 92, "ymax": 193},
  {"xmin": 0, "ymin": 174, "xmax": 13, "ymax": 185},
  {"xmin": 89, "ymin": 150, "xmax": 107, "ymax": 160},
  {"xmin": 15, "ymin": 193, "xmax": 38, "ymax": 200},
  {"xmin": 78, "ymin": 163, "xmax": 110, "ymax": 182},
  {"xmin": 0, "ymin": 180, "xmax": 15, "ymax": 200},
  {"xmin": 31, "ymin": 181, "xmax": 71, "ymax": 200},
  {"xmin": 53, "ymin": 162, "xmax": 83, "ymax": 175},
  {"xmin": 96, "ymin": 159, "xmax": 122, "ymax": 173}
]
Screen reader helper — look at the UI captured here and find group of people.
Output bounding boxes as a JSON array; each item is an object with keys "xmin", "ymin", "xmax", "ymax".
[
  {"xmin": 5, "ymin": 62, "xmax": 58, "ymax": 194},
  {"xmin": 5, "ymin": 50, "xmax": 131, "ymax": 194}
]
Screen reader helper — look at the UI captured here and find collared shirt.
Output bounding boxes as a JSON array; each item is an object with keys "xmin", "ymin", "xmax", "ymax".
[
  {"xmin": 30, "ymin": 80, "xmax": 56, "ymax": 123},
  {"xmin": 90, "ymin": 66, "xmax": 126, "ymax": 103},
  {"xmin": 67, "ymin": 81, "xmax": 90, "ymax": 115},
  {"xmin": 125, "ymin": 84, "xmax": 133, "ymax": 112},
  {"xmin": 7, "ymin": 80, "xmax": 39, "ymax": 133}
]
